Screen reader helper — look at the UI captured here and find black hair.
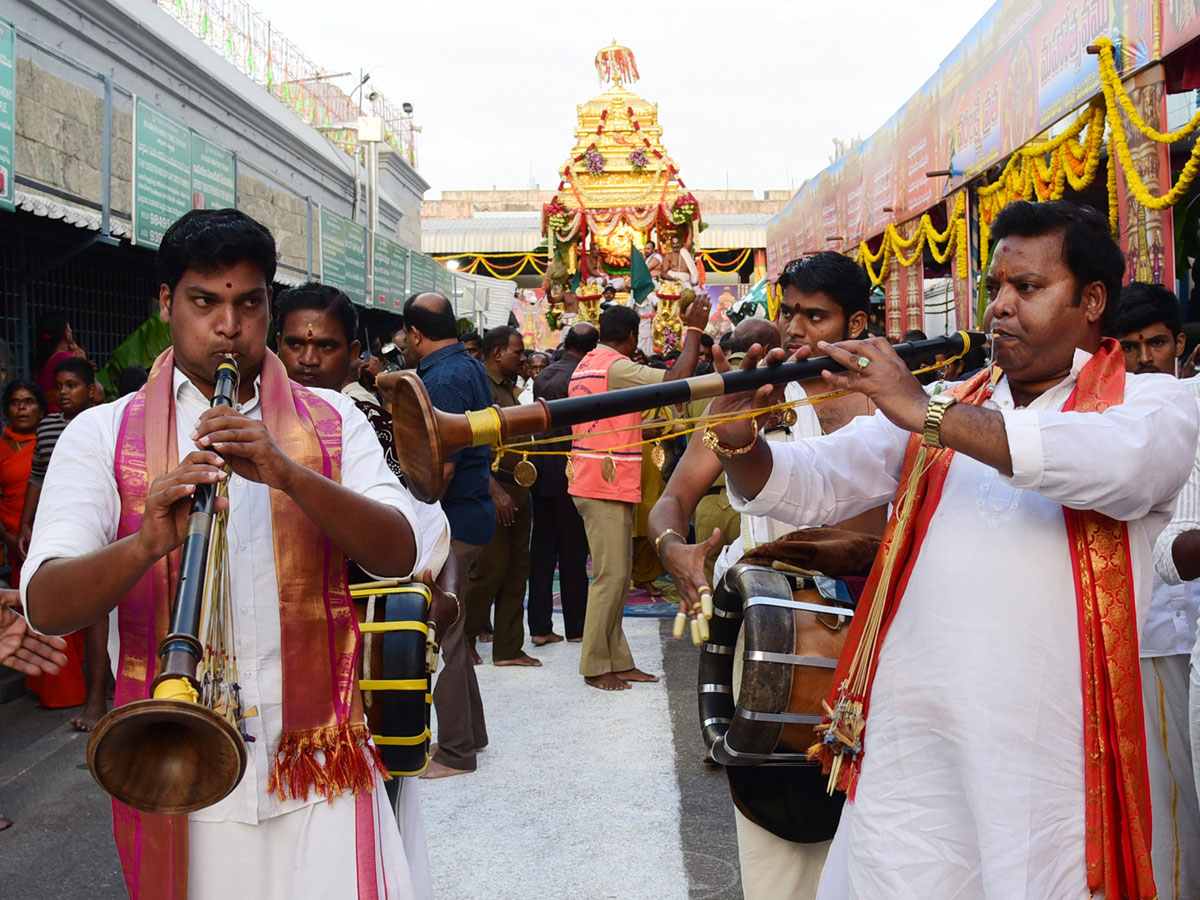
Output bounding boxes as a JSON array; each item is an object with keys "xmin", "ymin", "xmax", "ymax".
[
  {"xmin": 598, "ymin": 305, "xmax": 640, "ymax": 344},
  {"xmin": 460, "ymin": 331, "xmax": 482, "ymax": 345},
  {"xmin": 778, "ymin": 251, "xmax": 870, "ymax": 321},
  {"xmin": 564, "ymin": 323, "xmax": 600, "ymax": 354},
  {"xmin": 482, "ymin": 325, "xmax": 521, "ymax": 357},
  {"xmin": 1107, "ymin": 281, "xmax": 1182, "ymax": 338},
  {"xmin": 117, "ymin": 366, "xmax": 148, "ymax": 397},
  {"xmin": 718, "ymin": 332, "xmax": 733, "ymax": 352},
  {"xmin": 402, "ymin": 293, "xmax": 458, "ymax": 341},
  {"xmin": 156, "ymin": 208, "xmax": 277, "ymax": 293},
  {"xmin": 54, "ymin": 355, "xmax": 95, "ymax": 385},
  {"xmin": 602, "ymin": 284, "xmax": 616, "ymax": 295},
  {"xmin": 989, "ymin": 200, "xmax": 1124, "ymax": 329},
  {"xmin": 33, "ymin": 311, "xmax": 70, "ymax": 372},
  {"xmin": 3, "ymin": 379, "xmax": 47, "ymax": 417},
  {"xmin": 903, "ymin": 329, "xmax": 928, "ymax": 342},
  {"xmin": 274, "ymin": 281, "xmax": 360, "ymax": 347},
  {"xmin": 700, "ymin": 332, "xmax": 714, "ymax": 348}
]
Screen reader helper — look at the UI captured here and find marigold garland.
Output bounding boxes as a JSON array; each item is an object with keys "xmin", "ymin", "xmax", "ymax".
[
  {"xmin": 854, "ymin": 192, "xmax": 967, "ymax": 287},
  {"xmin": 1097, "ymin": 37, "xmax": 1200, "ymax": 213}
]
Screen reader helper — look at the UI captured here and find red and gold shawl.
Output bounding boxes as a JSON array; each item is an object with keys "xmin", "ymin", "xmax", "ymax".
[
  {"xmin": 812, "ymin": 338, "xmax": 1156, "ymax": 899},
  {"xmin": 110, "ymin": 348, "xmax": 383, "ymax": 899}
]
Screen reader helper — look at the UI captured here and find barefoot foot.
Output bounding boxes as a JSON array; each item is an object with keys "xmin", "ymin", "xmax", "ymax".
[
  {"xmin": 420, "ymin": 760, "xmax": 473, "ymax": 780},
  {"xmin": 614, "ymin": 668, "xmax": 660, "ymax": 683},
  {"xmin": 585, "ymin": 673, "xmax": 631, "ymax": 691},
  {"xmin": 493, "ymin": 652, "xmax": 541, "ymax": 667},
  {"xmin": 71, "ymin": 700, "xmax": 108, "ymax": 732},
  {"xmin": 531, "ymin": 633, "xmax": 564, "ymax": 646}
]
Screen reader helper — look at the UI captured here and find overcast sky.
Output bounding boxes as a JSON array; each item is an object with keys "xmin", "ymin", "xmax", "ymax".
[{"xmin": 242, "ymin": 0, "xmax": 997, "ymax": 198}]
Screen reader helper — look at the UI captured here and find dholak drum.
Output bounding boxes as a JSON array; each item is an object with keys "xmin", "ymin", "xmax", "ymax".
[
  {"xmin": 698, "ymin": 562, "xmax": 855, "ymax": 842},
  {"xmin": 352, "ymin": 581, "xmax": 433, "ymax": 782}
]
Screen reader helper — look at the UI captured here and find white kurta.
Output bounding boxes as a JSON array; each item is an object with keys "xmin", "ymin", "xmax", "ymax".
[
  {"xmin": 23, "ymin": 369, "xmax": 451, "ymax": 899},
  {"xmin": 730, "ymin": 351, "xmax": 1197, "ymax": 899}
]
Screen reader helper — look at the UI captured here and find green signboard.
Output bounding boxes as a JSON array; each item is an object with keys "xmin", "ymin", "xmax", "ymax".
[
  {"xmin": 434, "ymin": 263, "xmax": 454, "ymax": 300},
  {"xmin": 319, "ymin": 206, "xmax": 368, "ymax": 306},
  {"xmin": 132, "ymin": 97, "xmax": 192, "ymax": 246},
  {"xmin": 374, "ymin": 237, "xmax": 409, "ymax": 311},
  {"xmin": 133, "ymin": 97, "xmax": 238, "ymax": 246},
  {"xmin": 409, "ymin": 252, "xmax": 437, "ymax": 295},
  {"xmin": 190, "ymin": 133, "xmax": 236, "ymax": 210},
  {"xmin": 0, "ymin": 17, "xmax": 14, "ymax": 213}
]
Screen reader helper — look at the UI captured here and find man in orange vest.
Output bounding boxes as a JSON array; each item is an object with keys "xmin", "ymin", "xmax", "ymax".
[{"xmin": 568, "ymin": 299, "xmax": 710, "ymax": 691}]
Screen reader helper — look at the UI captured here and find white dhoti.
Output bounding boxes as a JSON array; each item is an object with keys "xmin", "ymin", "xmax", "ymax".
[
  {"xmin": 1141, "ymin": 654, "xmax": 1200, "ymax": 900},
  {"xmin": 735, "ymin": 808, "xmax": 830, "ymax": 900},
  {"xmin": 394, "ymin": 776, "xmax": 432, "ymax": 900},
  {"xmin": 189, "ymin": 770, "xmax": 414, "ymax": 899}
]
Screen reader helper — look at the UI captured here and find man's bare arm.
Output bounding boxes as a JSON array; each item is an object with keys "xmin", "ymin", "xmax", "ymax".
[
  {"xmin": 1172, "ymin": 530, "xmax": 1200, "ymax": 582},
  {"xmin": 662, "ymin": 296, "xmax": 711, "ymax": 382},
  {"xmin": 648, "ymin": 436, "xmax": 726, "ymax": 616}
]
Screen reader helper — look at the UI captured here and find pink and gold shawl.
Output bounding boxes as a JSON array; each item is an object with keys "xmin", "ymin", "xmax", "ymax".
[{"xmin": 110, "ymin": 348, "xmax": 383, "ymax": 898}]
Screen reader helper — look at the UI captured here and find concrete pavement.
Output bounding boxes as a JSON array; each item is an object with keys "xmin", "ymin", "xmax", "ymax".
[{"xmin": 0, "ymin": 617, "xmax": 742, "ymax": 899}]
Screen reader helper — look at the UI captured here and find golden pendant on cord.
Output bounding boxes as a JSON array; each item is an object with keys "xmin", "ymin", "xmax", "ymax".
[
  {"xmin": 601, "ymin": 455, "xmax": 617, "ymax": 482},
  {"xmin": 514, "ymin": 456, "xmax": 538, "ymax": 487},
  {"xmin": 651, "ymin": 442, "xmax": 666, "ymax": 470},
  {"xmin": 781, "ymin": 408, "xmax": 798, "ymax": 427}
]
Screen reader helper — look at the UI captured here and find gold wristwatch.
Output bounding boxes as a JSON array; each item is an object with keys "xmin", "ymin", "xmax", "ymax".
[{"xmin": 922, "ymin": 393, "xmax": 958, "ymax": 449}]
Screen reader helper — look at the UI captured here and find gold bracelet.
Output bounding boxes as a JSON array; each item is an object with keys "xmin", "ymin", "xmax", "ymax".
[
  {"xmin": 654, "ymin": 528, "xmax": 686, "ymax": 555},
  {"xmin": 702, "ymin": 421, "xmax": 758, "ymax": 457}
]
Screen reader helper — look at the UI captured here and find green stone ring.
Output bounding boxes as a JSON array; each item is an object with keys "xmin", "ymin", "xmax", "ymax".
[{"xmin": 857, "ymin": 356, "xmax": 871, "ymax": 369}]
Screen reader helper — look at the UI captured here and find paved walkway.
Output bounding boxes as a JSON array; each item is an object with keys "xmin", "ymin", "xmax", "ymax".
[{"xmin": 0, "ymin": 615, "xmax": 741, "ymax": 899}]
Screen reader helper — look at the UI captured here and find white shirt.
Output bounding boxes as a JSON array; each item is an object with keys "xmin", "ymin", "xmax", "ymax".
[
  {"xmin": 22, "ymin": 368, "xmax": 450, "ymax": 825},
  {"xmin": 1151, "ymin": 376, "xmax": 1200, "ymax": 659},
  {"xmin": 731, "ymin": 351, "xmax": 1197, "ymax": 899}
]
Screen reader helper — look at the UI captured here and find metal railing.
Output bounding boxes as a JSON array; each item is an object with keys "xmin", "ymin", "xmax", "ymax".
[{"xmin": 153, "ymin": 0, "xmax": 418, "ymax": 168}]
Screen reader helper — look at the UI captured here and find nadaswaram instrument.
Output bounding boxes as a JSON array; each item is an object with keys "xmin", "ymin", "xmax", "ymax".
[
  {"xmin": 352, "ymin": 580, "xmax": 437, "ymax": 789},
  {"xmin": 87, "ymin": 357, "xmax": 249, "ymax": 815},
  {"xmin": 392, "ymin": 331, "xmax": 987, "ymax": 503}
]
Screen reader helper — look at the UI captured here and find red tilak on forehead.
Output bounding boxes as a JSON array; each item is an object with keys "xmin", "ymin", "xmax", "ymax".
[
  {"xmin": 997, "ymin": 260, "xmax": 1007, "ymax": 281},
  {"xmin": 226, "ymin": 283, "xmax": 233, "ymax": 289}
]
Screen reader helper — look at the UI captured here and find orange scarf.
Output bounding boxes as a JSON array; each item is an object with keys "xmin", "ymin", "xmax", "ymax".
[
  {"xmin": 110, "ymin": 349, "xmax": 383, "ymax": 899},
  {"xmin": 813, "ymin": 338, "xmax": 1155, "ymax": 899}
]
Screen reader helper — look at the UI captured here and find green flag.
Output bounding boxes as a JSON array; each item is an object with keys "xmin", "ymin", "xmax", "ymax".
[
  {"xmin": 629, "ymin": 246, "xmax": 654, "ymax": 303},
  {"xmin": 571, "ymin": 269, "xmax": 581, "ymax": 292}
]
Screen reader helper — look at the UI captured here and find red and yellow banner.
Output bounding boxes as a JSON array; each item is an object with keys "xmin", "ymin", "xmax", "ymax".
[{"xmin": 767, "ymin": 0, "xmax": 1160, "ymax": 273}]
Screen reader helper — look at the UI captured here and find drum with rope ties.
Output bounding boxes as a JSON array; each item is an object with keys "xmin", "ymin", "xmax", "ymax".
[
  {"xmin": 352, "ymin": 581, "xmax": 436, "ymax": 782},
  {"xmin": 697, "ymin": 527, "xmax": 881, "ymax": 843}
]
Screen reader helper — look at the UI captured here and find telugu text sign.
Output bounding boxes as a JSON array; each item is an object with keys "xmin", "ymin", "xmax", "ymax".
[
  {"xmin": 319, "ymin": 207, "xmax": 368, "ymax": 306},
  {"xmin": 0, "ymin": 17, "xmax": 14, "ymax": 213},
  {"xmin": 132, "ymin": 97, "xmax": 192, "ymax": 247}
]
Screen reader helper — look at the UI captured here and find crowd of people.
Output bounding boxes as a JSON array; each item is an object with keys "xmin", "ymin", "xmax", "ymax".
[{"xmin": 3, "ymin": 198, "xmax": 1200, "ymax": 900}]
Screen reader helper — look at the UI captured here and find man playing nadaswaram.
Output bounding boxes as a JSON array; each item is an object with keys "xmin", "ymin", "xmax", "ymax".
[{"xmin": 705, "ymin": 200, "xmax": 1197, "ymax": 899}]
